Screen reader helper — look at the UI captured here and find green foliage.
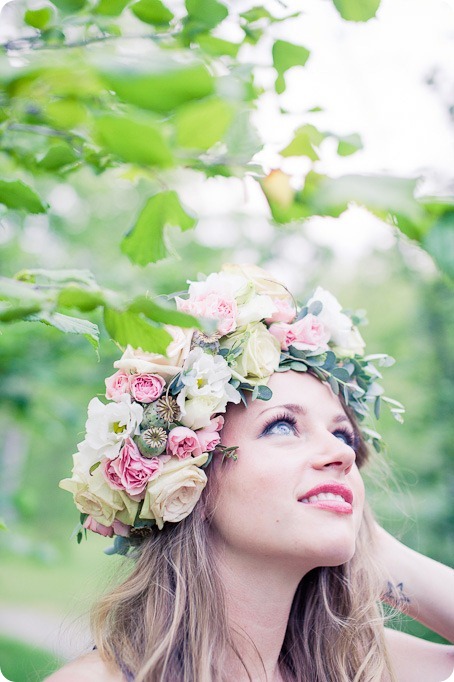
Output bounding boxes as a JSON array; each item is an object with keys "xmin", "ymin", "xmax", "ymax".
[
  {"xmin": 103, "ymin": 308, "xmax": 172, "ymax": 352},
  {"xmin": 24, "ymin": 6, "xmax": 55, "ymax": 29},
  {"xmin": 131, "ymin": 0, "xmax": 174, "ymax": 26},
  {"xmin": 0, "ymin": 179, "xmax": 47, "ymax": 213},
  {"xmin": 174, "ymin": 97, "xmax": 234, "ymax": 150},
  {"xmin": 332, "ymin": 0, "xmax": 381, "ymax": 21},
  {"xmin": 272, "ymin": 39, "xmax": 311, "ymax": 94},
  {"xmin": 121, "ymin": 191, "xmax": 197, "ymax": 265}
]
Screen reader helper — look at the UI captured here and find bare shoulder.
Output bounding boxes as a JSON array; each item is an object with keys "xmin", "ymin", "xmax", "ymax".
[
  {"xmin": 44, "ymin": 650, "xmax": 125, "ymax": 682},
  {"xmin": 384, "ymin": 628, "xmax": 454, "ymax": 682}
]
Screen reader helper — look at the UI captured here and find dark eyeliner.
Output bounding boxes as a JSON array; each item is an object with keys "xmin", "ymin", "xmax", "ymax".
[{"xmin": 333, "ymin": 426, "xmax": 359, "ymax": 452}]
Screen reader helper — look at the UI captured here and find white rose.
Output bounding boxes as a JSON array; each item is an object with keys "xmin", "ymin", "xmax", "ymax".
[
  {"xmin": 221, "ymin": 322, "xmax": 281, "ymax": 385},
  {"xmin": 222, "ymin": 263, "xmax": 293, "ymax": 303},
  {"xmin": 71, "ymin": 440, "xmax": 100, "ymax": 477},
  {"xmin": 114, "ymin": 326, "xmax": 194, "ymax": 380},
  {"xmin": 186, "ymin": 271, "xmax": 248, "ymax": 301},
  {"xmin": 236, "ymin": 294, "xmax": 277, "ymax": 327},
  {"xmin": 140, "ymin": 453, "xmax": 208, "ymax": 529},
  {"xmin": 85, "ymin": 394, "xmax": 143, "ymax": 459},
  {"xmin": 333, "ymin": 327, "xmax": 366, "ymax": 357},
  {"xmin": 307, "ymin": 287, "xmax": 353, "ymax": 347},
  {"xmin": 59, "ymin": 466, "xmax": 124, "ymax": 526}
]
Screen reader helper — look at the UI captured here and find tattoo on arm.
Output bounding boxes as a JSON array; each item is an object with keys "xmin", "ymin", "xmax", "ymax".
[{"xmin": 383, "ymin": 581, "xmax": 411, "ymax": 609}]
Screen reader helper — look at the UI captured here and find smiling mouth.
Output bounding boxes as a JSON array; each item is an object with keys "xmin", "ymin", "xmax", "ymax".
[{"xmin": 298, "ymin": 485, "xmax": 353, "ymax": 514}]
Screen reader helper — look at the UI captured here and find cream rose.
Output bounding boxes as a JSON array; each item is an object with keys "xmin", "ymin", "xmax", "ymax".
[
  {"xmin": 114, "ymin": 326, "xmax": 194, "ymax": 380},
  {"xmin": 222, "ymin": 263, "xmax": 293, "ymax": 303},
  {"xmin": 59, "ymin": 466, "xmax": 125, "ymax": 526},
  {"xmin": 333, "ymin": 327, "xmax": 366, "ymax": 358},
  {"xmin": 140, "ymin": 453, "xmax": 208, "ymax": 529},
  {"xmin": 221, "ymin": 322, "xmax": 281, "ymax": 385}
]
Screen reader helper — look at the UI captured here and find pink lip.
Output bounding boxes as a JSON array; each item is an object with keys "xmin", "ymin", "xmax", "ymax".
[{"xmin": 298, "ymin": 483, "xmax": 353, "ymax": 515}]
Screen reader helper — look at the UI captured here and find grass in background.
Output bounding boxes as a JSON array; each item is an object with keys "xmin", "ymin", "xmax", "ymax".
[{"xmin": 0, "ymin": 635, "xmax": 62, "ymax": 682}]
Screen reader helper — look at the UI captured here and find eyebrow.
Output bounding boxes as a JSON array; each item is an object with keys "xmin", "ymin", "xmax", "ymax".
[{"xmin": 257, "ymin": 403, "xmax": 351, "ymax": 425}]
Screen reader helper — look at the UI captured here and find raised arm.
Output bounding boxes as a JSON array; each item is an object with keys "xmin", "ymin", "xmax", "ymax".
[{"xmin": 373, "ymin": 522, "xmax": 454, "ymax": 643}]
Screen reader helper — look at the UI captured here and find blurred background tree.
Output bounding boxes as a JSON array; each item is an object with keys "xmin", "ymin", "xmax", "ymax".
[{"xmin": 0, "ymin": 0, "xmax": 453, "ymax": 679}]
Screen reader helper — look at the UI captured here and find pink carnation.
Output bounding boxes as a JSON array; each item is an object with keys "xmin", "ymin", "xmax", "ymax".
[
  {"xmin": 265, "ymin": 298, "xmax": 296, "ymax": 325},
  {"xmin": 196, "ymin": 415, "xmax": 224, "ymax": 452},
  {"xmin": 269, "ymin": 314, "xmax": 329, "ymax": 352},
  {"xmin": 105, "ymin": 371, "xmax": 130, "ymax": 401},
  {"xmin": 130, "ymin": 373, "xmax": 165, "ymax": 403},
  {"xmin": 177, "ymin": 294, "xmax": 237, "ymax": 336},
  {"xmin": 166, "ymin": 426, "xmax": 202, "ymax": 460},
  {"xmin": 112, "ymin": 437, "xmax": 163, "ymax": 497}
]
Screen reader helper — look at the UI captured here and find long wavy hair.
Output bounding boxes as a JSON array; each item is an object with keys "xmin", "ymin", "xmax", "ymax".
[{"xmin": 91, "ymin": 402, "xmax": 396, "ymax": 682}]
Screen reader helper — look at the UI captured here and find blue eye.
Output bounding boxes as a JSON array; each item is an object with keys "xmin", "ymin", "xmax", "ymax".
[
  {"xmin": 261, "ymin": 413, "xmax": 298, "ymax": 437},
  {"xmin": 333, "ymin": 428, "xmax": 357, "ymax": 450}
]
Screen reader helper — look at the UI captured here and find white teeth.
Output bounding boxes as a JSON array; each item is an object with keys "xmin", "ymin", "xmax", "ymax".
[{"xmin": 301, "ymin": 492, "xmax": 348, "ymax": 504}]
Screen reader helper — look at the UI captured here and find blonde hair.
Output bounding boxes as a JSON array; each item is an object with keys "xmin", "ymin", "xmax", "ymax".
[{"xmin": 91, "ymin": 409, "xmax": 396, "ymax": 682}]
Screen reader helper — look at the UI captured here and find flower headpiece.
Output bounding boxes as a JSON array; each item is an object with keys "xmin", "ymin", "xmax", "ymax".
[{"xmin": 60, "ymin": 264, "xmax": 404, "ymax": 554}]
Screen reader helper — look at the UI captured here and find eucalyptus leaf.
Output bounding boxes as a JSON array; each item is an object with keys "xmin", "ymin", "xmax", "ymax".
[
  {"xmin": 308, "ymin": 300, "xmax": 322, "ymax": 316},
  {"xmin": 374, "ymin": 396, "xmax": 381, "ymax": 419},
  {"xmin": 289, "ymin": 361, "xmax": 308, "ymax": 372},
  {"xmin": 328, "ymin": 376, "xmax": 339, "ymax": 395},
  {"xmin": 256, "ymin": 384, "xmax": 273, "ymax": 400}
]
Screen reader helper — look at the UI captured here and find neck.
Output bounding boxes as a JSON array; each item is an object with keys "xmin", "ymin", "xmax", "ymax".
[{"xmin": 216, "ymin": 547, "xmax": 309, "ymax": 682}]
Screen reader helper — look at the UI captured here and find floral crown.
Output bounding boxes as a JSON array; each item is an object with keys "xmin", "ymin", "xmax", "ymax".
[{"xmin": 60, "ymin": 263, "xmax": 403, "ymax": 554}]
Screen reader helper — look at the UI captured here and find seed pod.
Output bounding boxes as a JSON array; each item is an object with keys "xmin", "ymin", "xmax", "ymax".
[
  {"xmin": 134, "ymin": 427, "xmax": 167, "ymax": 457},
  {"xmin": 140, "ymin": 403, "xmax": 166, "ymax": 430}
]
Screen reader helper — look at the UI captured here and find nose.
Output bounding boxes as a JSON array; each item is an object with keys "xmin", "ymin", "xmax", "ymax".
[{"xmin": 311, "ymin": 430, "xmax": 356, "ymax": 475}]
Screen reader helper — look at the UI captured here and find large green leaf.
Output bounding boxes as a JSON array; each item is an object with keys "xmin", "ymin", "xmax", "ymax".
[
  {"xmin": 332, "ymin": 0, "xmax": 381, "ymax": 22},
  {"xmin": 131, "ymin": 0, "xmax": 174, "ymax": 25},
  {"xmin": 121, "ymin": 191, "xmax": 197, "ymax": 265},
  {"xmin": 24, "ymin": 6, "xmax": 55, "ymax": 29},
  {"xmin": 174, "ymin": 97, "xmax": 234, "ymax": 150},
  {"xmin": 58, "ymin": 287, "xmax": 106, "ymax": 312},
  {"xmin": 94, "ymin": 113, "xmax": 174, "ymax": 167},
  {"xmin": 49, "ymin": 0, "xmax": 86, "ymax": 12},
  {"xmin": 195, "ymin": 34, "xmax": 240, "ymax": 58},
  {"xmin": 104, "ymin": 308, "xmax": 172, "ymax": 353},
  {"xmin": 94, "ymin": 0, "xmax": 130, "ymax": 15},
  {"xmin": 37, "ymin": 143, "xmax": 79, "ymax": 171},
  {"xmin": 272, "ymin": 40, "xmax": 310, "ymax": 94},
  {"xmin": 97, "ymin": 59, "xmax": 214, "ymax": 113},
  {"xmin": 423, "ymin": 210, "xmax": 454, "ymax": 280},
  {"xmin": 129, "ymin": 296, "xmax": 201, "ymax": 327},
  {"xmin": 29, "ymin": 311, "xmax": 100, "ymax": 348},
  {"xmin": 184, "ymin": 0, "xmax": 228, "ymax": 34},
  {"xmin": 0, "ymin": 179, "xmax": 47, "ymax": 213}
]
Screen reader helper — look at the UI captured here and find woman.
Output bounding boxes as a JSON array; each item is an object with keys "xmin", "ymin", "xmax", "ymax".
[{"xmin": 48, "ymin": 265, "xmax": 454, "ymax": 682}]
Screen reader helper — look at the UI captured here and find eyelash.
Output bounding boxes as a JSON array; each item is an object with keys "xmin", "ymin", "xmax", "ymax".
[{"xmin": 260, "ymin": 412, "xmax": 359, "ymax": 452}]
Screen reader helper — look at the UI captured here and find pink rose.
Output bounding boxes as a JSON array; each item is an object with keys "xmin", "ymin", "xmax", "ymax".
[
  {"xmin": 84, "ymin": 515, "xmax": 114, "ymax": 537},
  {"xmin": 130, "ymin": 373, "xmax": 165, "ymax": 403},
  {"xmin": 269, "ymin": 314, "xmax": 329, "ymax": 352},
  {"xmin": 196, "ymin": 416, "xmax": 224, "ymax": 452},
  {"xmin": 105, "ymin": 371, "xmax": 130, "ymax": 401},
  {"xmin": 265, "ymin": 298, "xmax": 296, "ymax": 325},
  {"xmin": 115, "ymin": 437, "xmax": 163, "ymax": 497},
  {"xmin": 166, "ymin": 426, "xmax": 202, "ymax": 460},
  {"xmin": 176, "ymin": 294, "xmax": 237, "ymax": 336},
  {"xmin": 102, "ymin": 457, "xmax": 125, "ymax": 490},
  {"xmin": 83, "ymin": 516, "xmax": 131, "ymax": 537}
]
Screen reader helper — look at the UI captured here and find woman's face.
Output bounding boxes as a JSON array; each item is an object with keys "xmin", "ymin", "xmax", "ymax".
[{"xmin": 211, "ymin": 371, "xmax": 365, "ymax": 572}]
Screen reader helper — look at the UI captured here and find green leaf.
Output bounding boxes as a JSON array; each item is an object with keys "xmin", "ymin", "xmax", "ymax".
[
  {"xmin": 422, "ymin": 210, "xmax": 454, "ymax": 280},
  {"xmin": 337, "ymin": 133, "xmax": 363, "ymax": 157},
  {"xmin": 49, "ymin": 0, "xmax": 86, "ymax": 12},
  {"xmin": 374, "ymin": 396, "xmax": 381, "ymax": 419},
  {"xmin": 94, "ymin": 113, "xmax": 174, "ymax": 167},
  {"xmin": 29, "ymin": 311, "xmax": 100, "ymax": 348},
  {"xmin": 131, "ymin": 0, "xmax": 174, "ymax": 25},
  {"xmin": 104, "ymin": 308, "xmax": 172, "ymax": 353},
  {"xmin": 174, "ymin": 97, "xmax": 234, "ymax": 151},
  {"xmin": 272, "ymin": 40, "xmax": 310, "ymax": 94},
  {"xmin": 98, "ymin": 59, "xmax": 214, "ymax": 113},
  {"xmin": 224, "ymin": 109, "xmax": 262, "ymax": 164},
  {"xmin": 37, "ymin": 143, "xmax": 79, "ymax": 171},
  {"xmin": 0, "ymin": 518, "xmax": 7, "ymax": 531},
  {"xmin": 256, "ymin": 385, "xmax": 273, "ymax": 400},
  {"xmin": 121, "ymin": 191, "xmax": 197, "ymax": 265},
  {"xmin": 24, "ymin": 6, "xmax": 55, "ymax": 29},
  {"xmin": 58, "ymin": 287, "xmax": 105, "ymax": 312},
  {"xmin": 0, "ymin": 179, "xmax": 47, "ymax": 213},
  {"xmin": 129, "ymin": 296, "xmax": 201, "ymax": 328},
  {"xmin": 280, "ymin": 124, "xmax": 325, "ymax": 160},
  {"xmin": 94, "ymin": 0, "xmax": 130, "ymax": 14},
  {"xmin": 240, "ymin": 7, "xmax": 274, "ymax": 22},
  {"xmin": 184, "ymin": 0, "xmax": 228, "ymax": 34},
  {"xmin": 332, "ymin": 0, "xmax": 380, "ymax": 22},
  {"xmin": 196, "ymin": 34, "xmax": 240, "ymax": 57}
]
